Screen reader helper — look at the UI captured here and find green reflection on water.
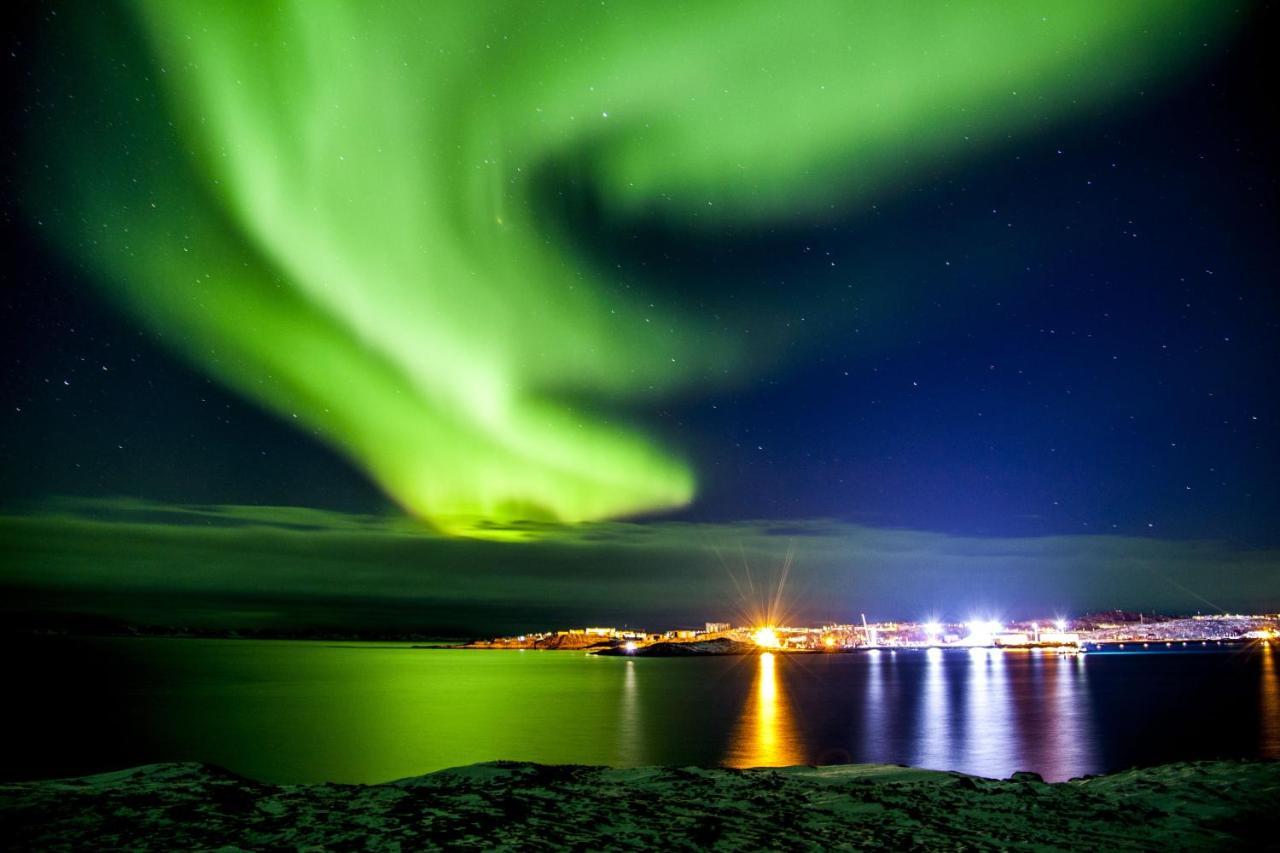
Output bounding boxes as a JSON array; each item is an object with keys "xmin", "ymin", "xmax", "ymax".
[{"xmin": 136, "ymin": 642, "xmax": 641, "ymax": 783}]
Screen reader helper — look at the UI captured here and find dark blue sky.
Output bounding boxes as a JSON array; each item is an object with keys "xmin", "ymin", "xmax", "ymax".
[{"xmin": 675, "ymin": 93, "xmax": 1279, "ymax": 541}]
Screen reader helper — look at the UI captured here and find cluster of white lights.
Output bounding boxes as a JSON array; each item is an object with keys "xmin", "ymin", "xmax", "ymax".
[
  {"xmin": 965, "ymin": 619, "xmax": 1004, "ymax": 644},
  {"xmin": 919, "ymin": 616, "xmax": 1071, "ymax": 646}
]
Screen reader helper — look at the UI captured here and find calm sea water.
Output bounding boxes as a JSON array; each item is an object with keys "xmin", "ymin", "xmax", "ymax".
[{"xmin": 6, "ymin": 638, "xmax": 1278, "ymax": 783}]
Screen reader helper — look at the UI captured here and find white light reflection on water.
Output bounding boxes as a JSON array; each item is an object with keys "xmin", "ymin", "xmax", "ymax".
[
  {"xmin": 899, "ymin": 648, "xmax": 1100, "ymax": 779},
  {"xmin": 860, "ymin": 648, "xmax": 891, "ymax": 765},
  {"xmin": 1044, "ymin": 652, "xmax": 1097, "ymax": 780},
  {"xmin": 616, "ymin": 659, "xmax": 643, "ymax": 766},
  {"xmin": 961, "ymin": 647, "xmax": 1013, "ymax": 777},
  {"xmin": 914, "ymin": 647, "xmax": 950, "ymax": 770}
]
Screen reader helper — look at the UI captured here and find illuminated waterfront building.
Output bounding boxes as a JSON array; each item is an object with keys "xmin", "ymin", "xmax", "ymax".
[{"xmin": 994, "ymin": 632, "xmax": 1031, "ymax": 647}]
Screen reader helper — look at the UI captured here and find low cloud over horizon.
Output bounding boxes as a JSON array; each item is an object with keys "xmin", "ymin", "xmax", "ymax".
[{"xmin": 2, "ymin": 497, "xmax": 1276, "ymax": 636}]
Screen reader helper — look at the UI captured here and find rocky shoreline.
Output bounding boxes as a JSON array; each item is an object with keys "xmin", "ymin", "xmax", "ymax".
[
  {"xmin": 595, "ymin": 637, "xmax": 762, "ymax": 656},
  {"xmin": 3, "ymin": 759, "xmax": 1277, "ymax": 850}
]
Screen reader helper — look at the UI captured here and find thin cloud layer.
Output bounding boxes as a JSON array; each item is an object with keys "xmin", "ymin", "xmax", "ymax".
[{"xmin": 2, "ymin": 498, "xmax": 1275, "ymax": 635}]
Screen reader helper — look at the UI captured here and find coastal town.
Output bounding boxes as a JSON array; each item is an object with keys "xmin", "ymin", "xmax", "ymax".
[{"xmin": 467, "ymin": 611, "xmax": 1280, "ymax": 655}]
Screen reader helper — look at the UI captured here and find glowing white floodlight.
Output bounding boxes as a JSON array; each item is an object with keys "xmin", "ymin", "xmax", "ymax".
[
  {"xmin": 965, "ymin": 618, "xmax": 1003, "ymax": 646},
  {"xmin": 923, "ymin": 621, "xmax": 942, "ymax": 646}
]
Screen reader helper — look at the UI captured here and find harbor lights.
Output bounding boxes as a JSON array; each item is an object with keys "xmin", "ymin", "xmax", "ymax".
[
  {"xmin": 923, "ymin": 621, "xmax": 942, "ymax": 645},
  {"xmin": 966, "ymin": 619, "xmax": 1003, "ymax": 646},
  {"xmin": 624, "ymin": 641, "xmax": 637, "ymax": 654},
  {"xmin": 753, "ymin": 627, "xmax": 781, "ymax": 649}
]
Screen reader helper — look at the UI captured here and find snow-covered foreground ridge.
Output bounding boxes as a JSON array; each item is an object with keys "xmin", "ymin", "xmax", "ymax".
[{"xmin": 3, "ymin": 759, "xmax": 1277, "ymax": 850}]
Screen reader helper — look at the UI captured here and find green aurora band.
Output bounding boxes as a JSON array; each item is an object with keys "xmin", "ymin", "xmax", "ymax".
[{"xmin": 28, "ymin": 1, "xmax": 1233, "ymax": 535}]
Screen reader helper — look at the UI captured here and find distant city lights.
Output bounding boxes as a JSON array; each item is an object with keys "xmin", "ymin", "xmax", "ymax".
[{"xmin": 477, "ymin": 612, "xmax": 1277, "ymax": 654}]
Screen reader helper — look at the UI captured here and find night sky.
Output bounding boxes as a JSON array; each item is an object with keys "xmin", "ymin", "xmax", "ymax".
[{"xmin": 2, "ymin": 2, "xmax": 1278, "ymax": 634}]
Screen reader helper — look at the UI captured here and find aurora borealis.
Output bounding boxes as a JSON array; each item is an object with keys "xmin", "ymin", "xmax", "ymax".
[
  {"xmin": 20, "ymin": 1, "xmax": 1238, "ymax": 534},
  {"xmin": 3, "ymin": 0, "xmax": 1279, "ymax": 629}
]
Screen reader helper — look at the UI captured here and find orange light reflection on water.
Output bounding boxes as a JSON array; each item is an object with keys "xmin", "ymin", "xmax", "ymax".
[
  {"xmin": 724, "ymin": 652, "xmax": 804, "ymax": 768},
  {"xmin": 1261, "ymin": 641, "xmax": 1279, "ymax": 759}
]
